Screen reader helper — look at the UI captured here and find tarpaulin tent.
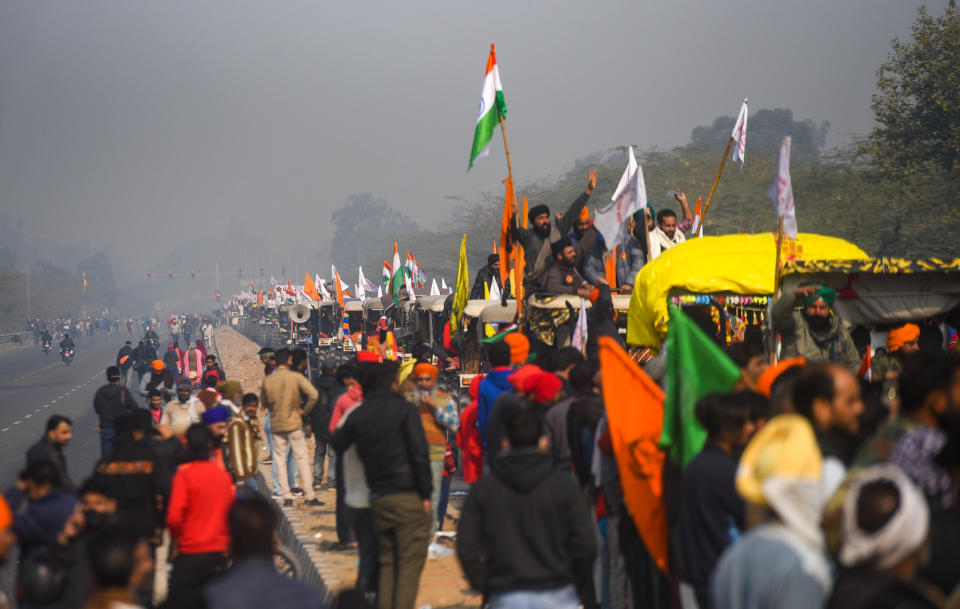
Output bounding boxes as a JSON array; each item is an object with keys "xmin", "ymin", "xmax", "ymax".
[{"xmin": 626, "ymin": 233, "xmax": 869, "ymax": 350}]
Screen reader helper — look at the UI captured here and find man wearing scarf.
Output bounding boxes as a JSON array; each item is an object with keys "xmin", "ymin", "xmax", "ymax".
[
  {"xmin": 510, "ymin": 170, "xmax": 597, "ymax": 293},
  {"xmin": 772, "ymin": 284, "xmax": 861, "ymax": 372},
  {"xmin": 647, "ymin": 191, "xmax": 694, "ymax": 260}
]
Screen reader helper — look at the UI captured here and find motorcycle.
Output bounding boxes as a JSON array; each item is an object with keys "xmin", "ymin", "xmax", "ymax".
[
  {"xmin": 42, "ymin": 340, "xmax": 51, "ymax": 355},
  {"xmin": 61, "ymin": 347, "xmax": 74, "ymax": 366}
]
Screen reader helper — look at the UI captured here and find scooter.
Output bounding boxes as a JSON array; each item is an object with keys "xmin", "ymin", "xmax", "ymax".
[
  {"xmin": 41, "ymin": 340, "xmax": 51, "ymax": 355},
  {"xmin": 60, "ymin": 347, "xmax": 74, "ymax": 366}
]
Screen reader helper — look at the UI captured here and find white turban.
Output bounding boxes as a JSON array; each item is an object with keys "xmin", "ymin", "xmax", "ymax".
[{"xmin": 839, "ymin": 464, "xmax": 929, "ymax": 570}]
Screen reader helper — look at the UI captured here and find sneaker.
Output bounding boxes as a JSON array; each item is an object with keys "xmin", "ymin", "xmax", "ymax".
[
  {"xmin": 272, "ymin": 491, "xmax": 282, "ymax": 497},
  {"xmin": 283, "ymin": 499, "xmax": 294, "ymax": 507},
  {"xmin": 291, "ymin": 487, "xmax": 305, "ymax": 498},
  {"xmin": 305, "ymin": 498, "xmax": 324, "ymax": 507}
]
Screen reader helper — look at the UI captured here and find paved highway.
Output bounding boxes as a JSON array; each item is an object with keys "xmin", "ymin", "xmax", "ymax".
[{"xmin": 0, "ymin": 334, "xmax": 139, "ymax": 490}]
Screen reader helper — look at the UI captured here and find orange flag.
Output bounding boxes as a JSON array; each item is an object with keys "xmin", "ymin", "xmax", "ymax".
[
  {"xmin": 598, "ymin": 335, "xmax": 669, "ymax": 575},
  {"xmin": 498, "ymin": 176, "xmax": 515, "ymax": 291},
  {"xmin": 257, "ymin": 290, "xmax": 264, "ymax": 306},
  {"xmin": 304, "ymin": 272, "xmax": 320, "ymax": 301},
  {"xmin": 334, "ymin": 269, "xmax": 345, "ymax": 311},
  {"xmin": 514, "ymin": 195, "xmax": 528, "ymax": 316},
  {"xmin": 604, "ymin": 247, "xmax": 618, "ymax": 289}
]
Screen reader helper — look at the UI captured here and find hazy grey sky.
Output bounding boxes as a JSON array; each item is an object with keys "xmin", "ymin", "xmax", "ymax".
[{"xmin": 0, "ymin": 0, "xmax": 944, "ymax": 279}]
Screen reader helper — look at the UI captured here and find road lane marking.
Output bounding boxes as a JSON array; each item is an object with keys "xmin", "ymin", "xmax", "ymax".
[
  {"xmin": 0, "ymin": 428, "xmax": 7, "ymax": 432},
  {"xmin": 24, "ymin": 414, "xmax": 31, "ymax": 419},
  {"xmin": 13, "ymin": 420, "xmax": 21, "ymax": 425}
]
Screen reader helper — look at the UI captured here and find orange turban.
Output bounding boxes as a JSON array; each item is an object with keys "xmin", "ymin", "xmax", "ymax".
[
  {"xmin": 757, "ymin": 357, "xmax": 806, "ymax": 398},
  {"xmin": 887, "ymin": 323, "xmax": 920, "ymax": 352},
  {"xmin": 151, "ymin": 360, "xmax": 164, "ymax": 371},
  {"xmin": 578, "ymin": 206, "xmax": 591, "ymax": 222},
  {"xmin": 413, "ymin": 362, "xmax": 439, "ymax": 380},
  {"xmin": 503, "ymin": 332, "xmax": 530, "ymax": 364}
]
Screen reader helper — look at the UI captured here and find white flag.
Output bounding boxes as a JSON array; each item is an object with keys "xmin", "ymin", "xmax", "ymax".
[
  {"xmin": 404, "ymin": 271, "xmax": 417, "ymax": 303},
  {"xmin": 767, "ymin": 136, "xmax": 798, "ymax": 239},
  {"xmin": 430, "ymin": 278, "xmax": 440, "ymax": 296},
  {"xmin": 318, "ymin": 278, "xmax": 331, "ymax": 301},
  {"xmin": 489, "ymin": 278, "xmax": 501, "ymax": 302},
  {"xmin": 358, "ymin": 266, "xmax": 376, "ymax": 292},
  {"xmin": 595, "ymin": 146, "xmax": 646, "ymax": 248},
  {"xmin": 377, "ymin": 285, "xmax": 383, "ymax": 298},
  {"xmin": 356, "ymin": 282, "xmax": 365, "ymax": 300},
  {"xmin": 571, "ymin": 297, "xmax": 588, "ymax": 354},
  {"xmin": 441, "ymin": 277, "xmax": 449, "ymax": 291},
  {"xmin": 731, "ymin": 98, "xmax": 748, "ymax": 168}
]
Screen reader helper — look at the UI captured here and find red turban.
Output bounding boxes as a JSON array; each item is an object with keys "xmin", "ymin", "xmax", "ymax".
[
  {"xmin": 524, "ymin": 371, "xmax": 563, "ymax": 403},
  {"xmin": 508, "ymin": 365, "xmax": 542, "ymax": 392}
]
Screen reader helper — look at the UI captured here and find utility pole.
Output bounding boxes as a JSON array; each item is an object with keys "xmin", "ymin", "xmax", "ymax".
[
  {"xmin": 26, "ymin": 264, "xmax": 30, "ymax": 323},
  {"xmin": 215, "ymin": 261, "xmax": 220, "ymax": 294}
]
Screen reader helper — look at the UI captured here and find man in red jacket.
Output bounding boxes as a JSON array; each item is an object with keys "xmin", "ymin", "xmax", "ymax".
[{"xmin": 164, "ymin": 424, "xmax": 235, "ymax": 609}]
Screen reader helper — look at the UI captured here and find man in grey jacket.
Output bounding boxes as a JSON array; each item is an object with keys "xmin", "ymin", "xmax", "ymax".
[{"xmin": 772, "ymin": 284, "xmax": 860, "ymax": 372}]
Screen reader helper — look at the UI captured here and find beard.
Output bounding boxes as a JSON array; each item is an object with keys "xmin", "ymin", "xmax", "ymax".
[
  {"xmin": 533, "ymin": 223, "xmax": 551, "ymax": 239},
  {"xmin": 805, "ymin": 313, "xmax": 832, "ymax": 332},
  {"xmin": 178, "ymin": 394, "xmax": 189, "ymax": 403}
]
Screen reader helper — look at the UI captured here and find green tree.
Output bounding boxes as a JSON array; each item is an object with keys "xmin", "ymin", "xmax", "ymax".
[{"xmin": 863, "ymin": 1, "xmax": 960, "ymax": 177}]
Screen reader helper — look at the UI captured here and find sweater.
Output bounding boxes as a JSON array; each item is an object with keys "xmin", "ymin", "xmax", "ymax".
[
  {"xmin": 260, "ymin": 366, "xmax": 319, "ymax": 433},
  {"xmin": 166, "ymin": 460, "xmax": 235, "ymax": 554}
]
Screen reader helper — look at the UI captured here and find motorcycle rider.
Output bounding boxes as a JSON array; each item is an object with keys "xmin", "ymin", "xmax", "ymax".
[
  {"xmin": 40, "ymin": 328, "xmax": 53, "ymax": 351},
  {"xmin": 60, "ymin": 333, "xmax": 76, "ymax": 354}
]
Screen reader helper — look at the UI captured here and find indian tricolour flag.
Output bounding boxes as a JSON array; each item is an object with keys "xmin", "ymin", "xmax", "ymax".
[{"xmin": 468, "ymin": 44, "xmax": 507, "ymax": 170}]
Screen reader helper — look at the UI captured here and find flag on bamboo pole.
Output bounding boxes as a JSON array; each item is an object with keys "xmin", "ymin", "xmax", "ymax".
[
  {"xmin": 767, "ymin": 136, "xmax": 798, "ymax": 239},
  {"xmin": 304, "ymin": 273, "xmax": 320, "ymax": 301},
  {"xmin": 450, "ymin": 235, "xmax": 469, "ymax": 332},
  {"xmin": 598, "ymin": 335, "xmax": 669, "ymax": 575},
  {"xmin": 389, "ymin": 241, "xmax": 406, "ymax": 305},
  {"xmin": 731, "ymin": 98, "xmax": 748, "ymax": 168},
  {"xmin": 468, "ymin": 44, "xmax": 507, "ymax": 170},
  {"xmin": 595, "ymin": 146, "xmax": 645, "ymax": 249},
  {"xmin": 662, "ymin": 305, "xmax": 742, "ymax": 469},
  {"xmin": 498, "ymin": 176, "xmax": 516, "ymax": 291},
  {"xmin": 514, "ymin": 195, "xmax": 528, "ymax": 315}
]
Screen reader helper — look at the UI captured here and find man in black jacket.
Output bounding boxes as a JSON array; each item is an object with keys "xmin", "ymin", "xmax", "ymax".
[
  {"xmin": 26, "ymin": 415, "xmax": 76, "ymax": 492},
  {"xmin": 331, "ymin": 360, "xmax": 432, "ymax": 609},
  {"xmin": 310, "ymin": 360, "xmax": 342, "ymax": 490},
  {"xmin": 93, "ymin": 366, "xmax": 138, "ymax": 457},
  {"xmin": 457, "ymin": 407, "xmax": 597, "ymax": 609}
]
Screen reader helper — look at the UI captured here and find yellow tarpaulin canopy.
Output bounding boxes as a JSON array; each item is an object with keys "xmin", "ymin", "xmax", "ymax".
[{"xmin": 626, "ymin": 233, "xmax": 869, "ymax": 349}]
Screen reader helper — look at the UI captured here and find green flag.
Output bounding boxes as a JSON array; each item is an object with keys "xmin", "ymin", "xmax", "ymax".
[{"xmin": 661, "ymin": 304, "xmax": 742, "ymax": 468}]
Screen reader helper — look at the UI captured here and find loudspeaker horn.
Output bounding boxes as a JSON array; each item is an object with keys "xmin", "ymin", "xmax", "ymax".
[{"xmin": 289, "ymin": 303, "xmax": 311, "ymax": 324}]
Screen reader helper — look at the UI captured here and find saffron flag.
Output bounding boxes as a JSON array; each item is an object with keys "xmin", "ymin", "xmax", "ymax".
[
  {"xmin": 595, "ymin": 146, "xmax": 645, "ymax": 249},
  {"xmin": 468, "ymin": 44, "xmax": 507, "ymax": 170},
  {"xmin": 767, "ymin": 136, "xmax": 798, "ymax": 239},
  {"xmin": 334, "ymin": 269, "xmax": 345, "ymax": 312},
  {"xmin": 257, "ymin": 290, "xmax": 264, "ymax": 306},
  {"xmin": 499, "ymin": 176, "xmax": 516, "ymax": 291},
  {"xmin": 304, "ymin": 273, "xmax": 320, "ymax": 300},
  {"xmin": 598, "ymin": 335, "xmax": 669, "ymax": 575},
  {"xmin": 731, "ymin": 98, "xmax": 748, "ymax": 168},
  {"xmin": 662, "ymin": 305, "xmax": 742, "ymax": 468},
  {"xmin": 690, "ymin": 196, "xmax": 704, "ymax": 237},
  {"xmin": 450, "ymin": 235, "xmax": 469, "ymax": 333}
]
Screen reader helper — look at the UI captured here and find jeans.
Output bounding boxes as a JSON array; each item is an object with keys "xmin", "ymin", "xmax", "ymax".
[
  {"xmin": 489, "ymin": 585, "xmax": 580, "ymax": 609},
  {"xmin": 429, "ymin": 460, "xmax": 444, "ymax": 532},
  {"xmin": 313, "ymin": 434, "xmax": 335, "ymax": 487},
  {"xmin": 99, "ymin": 425, "xmax": 116, "ymax": 457},
  {"xmin": 266, "ymin": 415, "xmax": 298, "ymax": 493},
  {"xmin": 272, "ymin": 428, "xmax": 315, "ymax": 500},
  {"xmin": 335, "ymin": 455, "xmax": 357, "ymax": 545},
  {"xmin": 354, "ymin": 507, "xmax": 380, "ymax": 595},
  {"xmin": 436, "ymin": 474, "xmax": 452, "ymax": 531},
  {"xmin": 370, "ymin": 493, "xmax": 431, "ymax": 609}
]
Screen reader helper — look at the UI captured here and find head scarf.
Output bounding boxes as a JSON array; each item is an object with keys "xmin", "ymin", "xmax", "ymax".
[
  {"xmin": 413, "ymin": 362, "xmax": 439, "ymax": 381},
  {"xmin": 201, "ymin": 405, "xmax": 230, "ymax": 425},
  {"xmin": 886, "ymin": 323, "xmax": 920, "ymax": 352},
  {"xmin": 839, "ymin": 464, "xmax": 929, "ymax": 569},
  {"xmin": 508, "ymin": 364, "xmax": 542, "ymax": 392},
  {"xmin": 736, "ymin": 414, "xmax": 824, "ymax": 547},
  {"xmin": 504, "ymin": 332, "xmax": 530, "ymax": 364},
  {"xmin": 756, "ymin": 357, "xmax": 806, "ymax": 398},
  {"xmin": 803, "ymin": 286, "xmax": 837, "ymax": 308},
  {"xmin": 524, "ymin": 371, "xmax": 563, "ymax": 403}
]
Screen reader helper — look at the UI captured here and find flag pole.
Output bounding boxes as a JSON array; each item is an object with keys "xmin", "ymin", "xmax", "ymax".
[
  {"xmin": 698, "ymin": 136, "xmax": 734, "ymax": 227},
  {"xmin": 770, "ymin": 216, "xmax": 785, "ymax": 364},
  {"xmin": 499, "ymin": 113, "xmax": 524, "ymax": 317}
]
